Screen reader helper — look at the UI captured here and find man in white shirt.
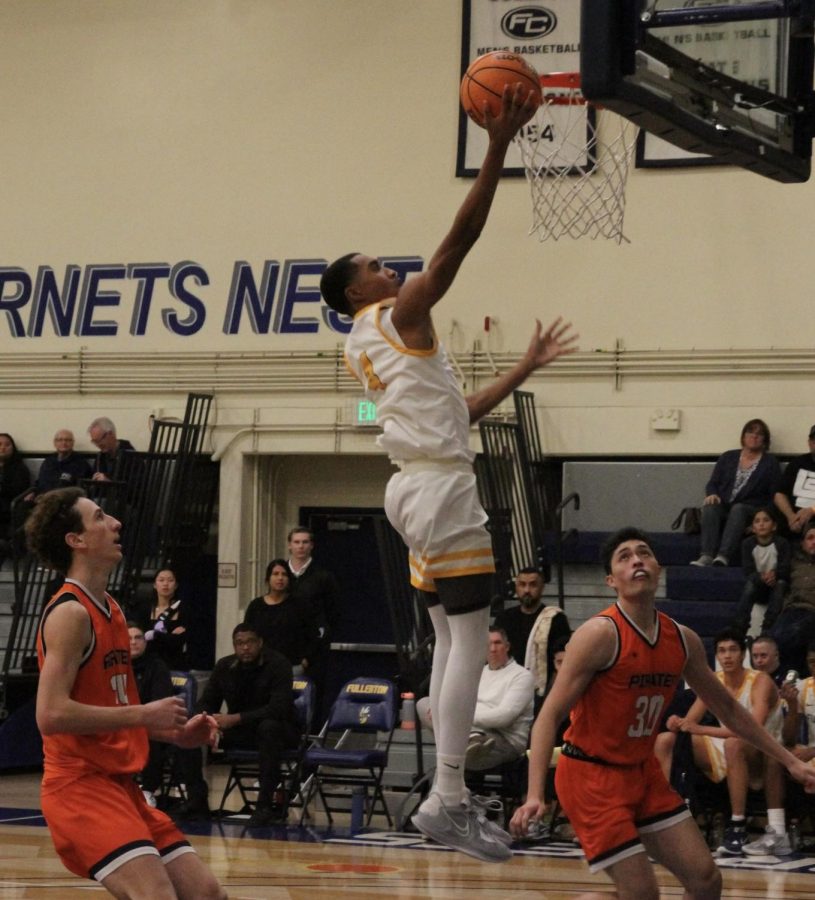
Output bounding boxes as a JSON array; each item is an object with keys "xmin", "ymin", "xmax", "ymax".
[{"xmin": 418, "ymin": 628, "xmax": 534, "ymax": 770}]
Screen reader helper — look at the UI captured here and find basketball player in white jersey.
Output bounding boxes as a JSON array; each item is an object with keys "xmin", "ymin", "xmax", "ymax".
[{"xmin": 320, "ymin": 84, "xmax": 577, "ymax": 862}]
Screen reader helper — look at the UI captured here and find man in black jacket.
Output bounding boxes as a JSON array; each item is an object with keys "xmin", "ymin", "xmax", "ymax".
[{"xmin": 175, "ymin": 623, "xmax": 300, "ymax": 827}]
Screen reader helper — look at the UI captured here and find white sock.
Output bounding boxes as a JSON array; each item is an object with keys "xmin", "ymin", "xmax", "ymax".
[
  {"xmin": 435, "ymin": 753, "xmax": 467, "ymax": 803},
  {"xmin": 767, "ymin": 808, "xmax": 786, "ymax": 835},
  {"xmin": 425, "ymin": 605, "xmax": 451, "ymax": 795},
  {"xmin": 431, "ymin": 607, "xmax": 490, "ymax": 804}
]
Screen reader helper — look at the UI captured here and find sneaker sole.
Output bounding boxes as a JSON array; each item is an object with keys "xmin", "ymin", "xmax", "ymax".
[
  {"xmin": 744, "ymin": 847, "xmax": 792, "ymax": 857},
  {"xmin": 411, "ymin": 812, "xmax": 512, "ymax": 863}
]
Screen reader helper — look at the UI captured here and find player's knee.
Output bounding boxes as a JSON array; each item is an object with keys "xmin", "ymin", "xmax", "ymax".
[
  {"xmin": 687, "ymin": 858, "xmax": 722, "ymax": 899},
  {"xmin": 185, "ymin": 873, "xmax": 225, "ymax": 900}
]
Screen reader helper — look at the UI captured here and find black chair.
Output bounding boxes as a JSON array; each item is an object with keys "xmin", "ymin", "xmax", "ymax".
[
  {"xmin": 217, "ymin": 676, "xmax": 315, "ymax": 817},
  {"xmin": 300, "ymin": 676, "xmax": 397, "ymax": 826}
]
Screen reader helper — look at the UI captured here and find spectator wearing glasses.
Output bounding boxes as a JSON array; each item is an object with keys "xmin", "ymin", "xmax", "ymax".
[{"xmin": 87, "ymin": 417, "xmax": 136, "ymax": 483}]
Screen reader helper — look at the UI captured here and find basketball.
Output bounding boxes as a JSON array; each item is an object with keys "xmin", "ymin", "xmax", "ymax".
[{"xmin": 460, "ymin": 51, "xmax": 542, "ymax": 127}]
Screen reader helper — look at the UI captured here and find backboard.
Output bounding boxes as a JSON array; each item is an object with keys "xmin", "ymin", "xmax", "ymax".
[{"xmin": 580, "ymin": 0, "xmax": 815, "ymax": 182}]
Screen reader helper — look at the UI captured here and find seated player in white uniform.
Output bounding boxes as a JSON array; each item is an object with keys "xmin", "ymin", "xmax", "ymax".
[{"xmin": 654, "ymin": 627, "xmax": 789, "ymax": 857}]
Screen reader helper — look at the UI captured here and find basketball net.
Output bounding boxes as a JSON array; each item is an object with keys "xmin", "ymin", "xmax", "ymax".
[{"xmin": 516, "ymin": 73, "xmax": 638, "ymax": 243}]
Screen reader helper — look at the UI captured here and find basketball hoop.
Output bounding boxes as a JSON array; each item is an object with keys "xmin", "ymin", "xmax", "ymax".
[{"xmin": 516, "ymin": 72, "xmax": 638, "ymax": 243}]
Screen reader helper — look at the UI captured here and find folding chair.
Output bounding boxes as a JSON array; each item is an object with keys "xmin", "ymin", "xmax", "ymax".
[
  {"xmin": 300, "ymin": 676, "xmax": 397, "ymax": 826},
  {"xmin": 217, "ymin": 676, "xmax": 315, "ymax": 817}
]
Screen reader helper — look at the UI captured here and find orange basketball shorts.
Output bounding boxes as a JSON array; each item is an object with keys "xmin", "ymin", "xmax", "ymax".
[
  {"xmin": 41, "ymin": 771, "xmax": 194, "ymax": 882},
  {"xmin": 555, "ymin": 753, "xmax": 691, "ymax": 872}
]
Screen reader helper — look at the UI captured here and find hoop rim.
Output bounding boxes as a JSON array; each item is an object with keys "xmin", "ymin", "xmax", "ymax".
[{"xmin": 539, "ymin": 71, "xmax": 588, "ymax": 107}]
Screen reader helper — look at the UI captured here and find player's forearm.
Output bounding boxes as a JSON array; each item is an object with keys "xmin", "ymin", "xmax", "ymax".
[
  {"xmin": 448, "ymin": 136, "xmax": 512, "ymax": 247},
  {"xmin": 782, "ymin": 709, "xmax": 800, "ymax": 747},
  {"xmin": 525, "ymin": 711, "xmax": 559, "ymax": 803},
  {"xmin": 37, "ymin": 697, "xmax": 146, "ymax": 735},
  {"xmin": 711, "ymin": 692, "xmax": 796, "ymax": 769},
  {"xmin": 421, "ymin": 136, "xmax": 513, "ymax": 307},
  {"xmin": 466, "ymin": 356, "xmax": 534, "ymax": 423}
]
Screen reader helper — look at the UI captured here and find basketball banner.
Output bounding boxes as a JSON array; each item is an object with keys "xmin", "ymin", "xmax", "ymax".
[{"xmin": 457, "ymin": 0, "xmax": 583, "ymax": 177}]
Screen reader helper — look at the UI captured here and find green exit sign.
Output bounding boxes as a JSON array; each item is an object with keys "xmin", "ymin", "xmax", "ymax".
[{"xmin": 355, "ymin": 399, "xmax": 378, "ymax": 426}]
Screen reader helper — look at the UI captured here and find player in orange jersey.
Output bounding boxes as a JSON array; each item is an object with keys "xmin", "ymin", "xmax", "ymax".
[
  {"xmin": 510, "ymin": 526, "xmax": 815, "ymax": 900},
  {"xmin": 27, "ymin": 487, "xmax": 225, "ymax": 899}
]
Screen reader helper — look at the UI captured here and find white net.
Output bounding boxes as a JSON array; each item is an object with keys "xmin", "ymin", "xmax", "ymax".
[{"xmin": 517, "ymin": 73, "xmax": 638, "ymax": 243}]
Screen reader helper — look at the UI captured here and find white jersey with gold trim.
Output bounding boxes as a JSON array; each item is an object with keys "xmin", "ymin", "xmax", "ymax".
[{"xmin": 344, "ymin": 301, "xmax": 473, "ymax": 463}]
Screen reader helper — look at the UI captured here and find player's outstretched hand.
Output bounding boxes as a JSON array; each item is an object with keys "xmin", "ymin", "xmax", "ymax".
[
  {"xmin": 524, "ymin": 317, "xmax": 579, "ymax": 372},
  {"xmin": 483, "ymin": 82, "xmax": 539, "ymax": 144},
  {"xmin": 143, "ymin": 695, "xmax": 188, "ymax": 731},
  {"xmin": 509, "ymin": 797, "xmax": 548, "ymax": 839},
  {"xmin": 173, "ymin": 713, "xmax": 220, "ymax": 749}
]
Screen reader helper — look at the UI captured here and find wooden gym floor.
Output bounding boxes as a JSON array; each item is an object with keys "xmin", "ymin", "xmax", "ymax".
[{"xmin": 2, "ymin": 771, "xmax": 815, "ymax": 898}]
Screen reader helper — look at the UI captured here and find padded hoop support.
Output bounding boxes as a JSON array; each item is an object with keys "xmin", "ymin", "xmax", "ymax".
[{"xmin": 540, "ymin": 71, "xmax": 587, "ymax": 105}]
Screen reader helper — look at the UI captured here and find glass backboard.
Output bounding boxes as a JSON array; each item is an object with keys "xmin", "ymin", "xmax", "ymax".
[{"xmin": 580, "ymin": 0, "xmax": 815, "ymax": 182}]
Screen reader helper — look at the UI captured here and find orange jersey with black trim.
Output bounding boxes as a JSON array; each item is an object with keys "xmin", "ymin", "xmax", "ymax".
[
  {"xmin": 564, "ymin": 602, "xmax": 689, "ymax": 765},
  {"xmin": 36, "ymin": 579, "xmax": 148, "ymax": 785}
]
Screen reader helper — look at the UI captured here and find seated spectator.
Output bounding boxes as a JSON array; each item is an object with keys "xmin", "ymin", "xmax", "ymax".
[
  {"xmin": 143, "ymin": 568, "xmax": 188, "ymax": 671},
  {"xmin": 493, "ymin": 567, "xmax": 571, "ymax": 699},
  {"xmin": 24, "ymin": 429, "xmax": 92, "ymax": 500},
  {"xmin": 244, "ymin": 559, "xmax": 319, "ymax": 676},
  {"xmin": 87, "ymin": 416, "xmax": 136, "ymax": 483},
  {"xmin": 653, "ymin": 628, "xmax": 789, "ymax": 857},
  {"xmin": 750, "ymin": 634, "xmax": 785, "ymax": 688},
  {"xmin": 732, "ymin": 509, "xmax": 790, "ymax": 637},
  {"xmin": 774, "ymin": 424, "xmax": 815, "ymax": 536},
  {"xmin": 0, "ymin": 432, "xmax": 31, "ymax": 558},
  {"xmin": 779, "ymin": 643, "xmax": 815, "ymax": 829},
  {"xmin": 691, "ymin": 418, "xmax": 781, "ymax": 567},
  {"xmin": 770, "ymin": 523, "xmax": 815, "ymax": 674},
  {"xmin": 417, "ymin": 627, "xmax": 534, "ymax": 771},
  {"xmin": 128, "ymin": 621, "xmax": 174, "ymax": 808},
  {"xmin": 780, "ymin": 640, "xmax": 815, "ymax": 762},
  {"xmin": 174, "ymin": 623, "xmax": 300, "ymax": 827}
]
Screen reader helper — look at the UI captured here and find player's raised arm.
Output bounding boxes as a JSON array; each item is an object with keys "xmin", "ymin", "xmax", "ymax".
[
  {"xmin": 391, "ymin": 84, "xmax": 538, "ymax": 341},
  {"xmin": 465, "ymin": 317, "xmax": 578, "ymax": 423}
]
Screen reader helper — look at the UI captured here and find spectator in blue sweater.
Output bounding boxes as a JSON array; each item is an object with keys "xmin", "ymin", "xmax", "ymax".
[{"xmin": 691, "ymin": 419, "xmax": 781, "ymax": 567}]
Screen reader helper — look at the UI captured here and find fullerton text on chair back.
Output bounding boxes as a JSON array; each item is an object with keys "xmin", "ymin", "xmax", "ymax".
[{"xmin": 301, "ymin": 676, "xmax": 397, "ymax": 827}]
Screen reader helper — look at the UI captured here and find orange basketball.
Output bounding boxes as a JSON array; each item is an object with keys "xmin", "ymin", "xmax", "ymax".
[{"xmin": 460, "ymin": 51, "xmax": 542, "ymax": 127}]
